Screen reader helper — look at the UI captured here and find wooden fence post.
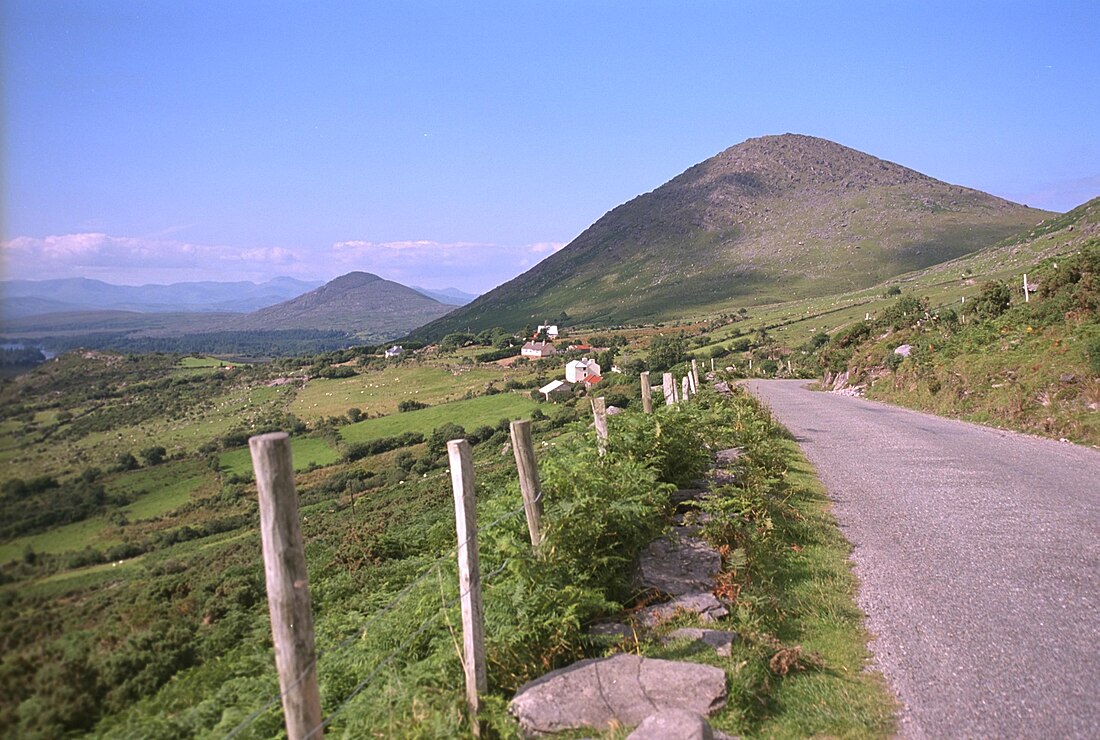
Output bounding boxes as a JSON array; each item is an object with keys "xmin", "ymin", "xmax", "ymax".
[
  {"xmin": 640, "ymin": 371, "xmax": 653, "ymax": 414},
  {"xmin": 691, "ymin": 359, "xmax": 699, "ymax": 390},
  {"xmin": 249, "ymin": 433, "xmax": 323, "ymax": 740},
  {"xmin": 448, "ymin": 439, "xmax": 487, "ymax": 735},
  {"xmin": 509, "ymin": 420, "xmax": 543, "ymax": 549},
  {"xmin": 591, "ymin": 396, "xmax": 609, "ymax": 454},
  {"xmin": 1023, "ymin": 273, "xmax": 1030, "ymax": 303},
  {"xmin": 681, "ymin": 376, "xmax": 690, "ymax": 401},
  {"xmin": 662, "ymin": 373, "xmax": 675, "ymax": 406},
  {"xmin": 687, "ymin": 371, "xmax": 697, "ymax": 396},
  {"xmin": 710, "ymin": 358, "xmax": 715, "ymax": 373}
]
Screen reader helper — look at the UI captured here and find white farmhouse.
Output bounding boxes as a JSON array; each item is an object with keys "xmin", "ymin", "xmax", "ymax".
[
  {"xmin": 536, "ymin": 324, "xmax": 560, "ymax": 339},
  {"xmin": 385, "ymin": 345, "xmax": 404, "ymax": 358},
  {"xmin": 521, "ymin": 341, "xmax": 557, "ymax": 359},
  {"xmin": 565, "ymin": 357, "xmax": 601, "ymax": 383}
]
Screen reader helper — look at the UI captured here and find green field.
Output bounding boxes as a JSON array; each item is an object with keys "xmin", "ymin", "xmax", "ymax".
[
  {"xmin": 109, "ymin": 459, "xmax": 219, "ymax": 520},
  {"xmin": 219, "ymin": 435, "xmax": 342, "ymax": 477},
  {"xmin": 176, "ymin": 356, "xmax": 236, "ymax": 369},
  {"xmin": 290, "ymin": 363, "xmax": 519, "ymax": 421},
  {"xmin": 340, "ymin": 392, "xmax": 538, "ymax": 443},
  {"xmin": 0, "ymin": 516, "xmax": 117, "ymax": 562}
]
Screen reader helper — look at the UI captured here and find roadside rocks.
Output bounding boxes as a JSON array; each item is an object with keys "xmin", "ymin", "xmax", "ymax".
[
  {"xmin": 509, "ymin": 654, "xmax": 727, "ymax": 737},
  {"xmin": 663, "ymin": 628, "xmax": 740, "ymax": 657},
  {"xmin": 635, "ymin": 530, "xmax": 721, "ymax": 597},
  {"xmin": 513, "ymin": 449, "xmax": 740, "ymax": 737}
]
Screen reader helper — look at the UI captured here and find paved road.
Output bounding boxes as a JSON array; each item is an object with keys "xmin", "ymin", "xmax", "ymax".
[{"xmin": 743, "ymin": 380, "xmax": 1100, "ymax": 739}]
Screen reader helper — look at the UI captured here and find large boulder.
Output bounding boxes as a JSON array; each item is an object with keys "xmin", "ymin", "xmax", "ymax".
[{"xmin": 510, "ymin": 654, "xmax": 727, "ymax": 737}]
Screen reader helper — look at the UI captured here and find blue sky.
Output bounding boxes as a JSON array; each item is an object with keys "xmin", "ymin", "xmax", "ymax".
[{"xmin": 3, "ymin": 1, "xmax": 1098, "ymax": 292}]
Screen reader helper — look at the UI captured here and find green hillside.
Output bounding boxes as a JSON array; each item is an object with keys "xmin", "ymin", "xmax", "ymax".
[
  {"xmin": 821, "ymin": 198, "xmax": 1100, "ymax": 445},
  {"xmin": 413, "ymin": 134, "xmax": 1049, "ymax": 338}
]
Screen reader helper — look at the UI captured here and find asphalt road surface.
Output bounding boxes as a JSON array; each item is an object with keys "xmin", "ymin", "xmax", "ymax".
[{"xmin": 744, "ymin": 380, "xmax": 1100, "ymax": 739}]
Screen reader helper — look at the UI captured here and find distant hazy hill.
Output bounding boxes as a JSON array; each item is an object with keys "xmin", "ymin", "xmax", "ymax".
[
  {"xmin": 410, "ymin": 286, "xmax": 478, "ymax": 306},
  {"xmin": 1, "ymin": 276, "xmax": 321, "ymax": 317},
  {"xmin": 413, "ymin": 134, "xmax": 1051, "ymax": 338},
  {"xmin": 233, "ymin": 271, "xmax": 455, "ymax": 339}
]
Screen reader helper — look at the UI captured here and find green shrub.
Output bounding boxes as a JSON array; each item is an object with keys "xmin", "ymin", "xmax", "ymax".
[
  {"xmin": 427, "ymin": 423, "xmax": 466, "ymax": 457},
  {"xmin": 971, "ymin": 280, "xmax": 1011, "ymax": 319},
  {"xmin": 878, "ymin": 295, "xmax": 927, "ymax": 330},
  {"xmin": 1086, "ymin": 335, "xmax": 1100, "ymax": 375},
  {"xmin": 343, "ymin": 431, "xmax": 425, "ymax": 461},
  {"xmin": 606, "ymin": 405, "xmax": 711, "ymax": 487}
]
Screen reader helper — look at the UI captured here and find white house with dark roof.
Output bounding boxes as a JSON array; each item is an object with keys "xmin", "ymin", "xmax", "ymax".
[{"xmin": 521, "ymin": 341, "xmax": 558, "ymax": 358}]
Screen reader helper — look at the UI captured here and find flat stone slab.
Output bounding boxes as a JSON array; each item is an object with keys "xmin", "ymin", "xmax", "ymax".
[
  {"xmin": 715, "ymin": 448, "xmax": 742, "ymax": 465},
  {"xmin": 510, "ymin": 654, "xmax": 727, "ymax": 736},
  {"xmin": 587, "ymin": 622, "xmax": 635, "ymax": 641},
  {"xmin": 636, "ymin": 529, "xmax": 721, "ymax": 596},
  {"xmin": 636, "ymin": 592, "xmax": 729, "ymax": 628},
  {"xmin": 663, "ymin": 628, "xmax": 740, "ymax": 657}
]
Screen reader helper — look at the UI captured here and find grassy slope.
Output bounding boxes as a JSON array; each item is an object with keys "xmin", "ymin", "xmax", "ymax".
[
  {"xmin": 219, "ymin": 436, "xmax": 342, "ymax": 477},
  {"xmin": 339, "ymin": 392, "xmax": 538, "ymax": 443},
  {"xmin": 289, "ymin": 363, "xmax": 516, "ymax": 421},
  {"xmin": 836, "ymin": 199, "xmax": 1100, "ymax": 446}
]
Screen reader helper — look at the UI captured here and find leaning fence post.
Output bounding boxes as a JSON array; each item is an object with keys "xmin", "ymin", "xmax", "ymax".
[
  {"xmin": 591, "ymin": 396, "xmax": 609, "ymax": 454},
  {"xmin": 448, "ymin": 439, "xmax": 487, "ymax": 735},
  {"xmin": 640, "ymin": 371, "xmax": 653, "ymax": 414},
  {"xmin": 681, "ymin": 376, "xmax": 690, "ymax": 401},
  {"xmin": 662, "ymin": 373, "xmax": 675, "ymax": 406},
  {"xmin": 687, "ymin": 371, "xmax": 697, "ymax": 396},
  {"xmin": 509, "ymin": 420, "xmax": 543, "ymax": 549},
  {"xmin": 249, "ymin": 432, "xmax": 323, "ymax": 740},
  {"xmin": 691, "ymin": 359, "xmax": 700, "ymax": 389}
]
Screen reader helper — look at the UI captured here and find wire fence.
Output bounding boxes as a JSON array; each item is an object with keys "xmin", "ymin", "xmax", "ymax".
[
  {"xmin": 224, "ymin": 476, "xmax": 532, "ymax": 739},
  {"xmin": 232, "ymin": 381, "xmax": 694, "ymax": 738}
]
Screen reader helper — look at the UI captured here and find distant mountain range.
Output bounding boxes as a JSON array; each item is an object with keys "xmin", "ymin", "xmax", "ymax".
[
  {"xmin": 410, "ymin": 286, "xmax": 478, "ymax": 306},
  {"xmin": 0, "ymin": 276, "xmax": 323, "ymax": 318},
  {"xmin": 2, "ymin": 272, "xmax": 458, "ymax": 349},
  {"xmin": 412, "ymin": 133, "xmax": 1052, "ymax": 338}
]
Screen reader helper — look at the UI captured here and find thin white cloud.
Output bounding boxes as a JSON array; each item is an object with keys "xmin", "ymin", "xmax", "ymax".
[{"xmin": 1, "ymin": 233, "xmax": 306, "ymax": 284}]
